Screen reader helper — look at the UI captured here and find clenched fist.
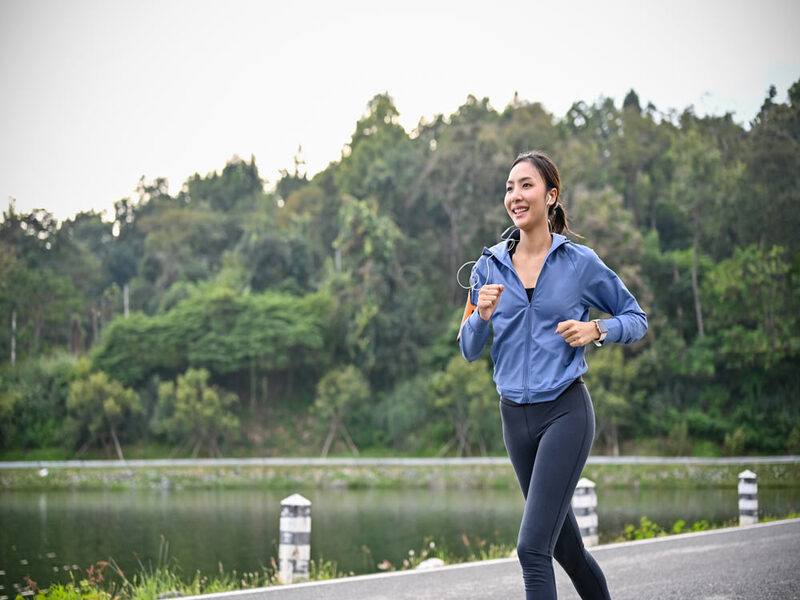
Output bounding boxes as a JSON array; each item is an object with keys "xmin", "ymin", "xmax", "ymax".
[
  {"xmin": 555, "ymin": 319, "xmax": 601, "ymax": 347},
  {"xmin": 477, "ymin": 284, "xmax": 504, "ymax": 321}
]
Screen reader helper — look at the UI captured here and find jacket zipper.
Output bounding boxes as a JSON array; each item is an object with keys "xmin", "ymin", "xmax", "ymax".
[
  {"xmin": 505, "ymin": 238, "xmax": 560, "ymax": 403},
  {"xmin": 523, "ymin": 255, "xmax": 553, "ymax": 403},
  {"xmin": 523, "ymin": 299, "xmax": 531, "ymax": 403},
  {"xmin": 509, "ymin": 261, "xmax": 533, "ymax": 403}
]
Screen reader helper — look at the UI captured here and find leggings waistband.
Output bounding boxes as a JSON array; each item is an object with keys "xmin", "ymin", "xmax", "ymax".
[{"xmin": 499, "ymin": 377, "xmax": 585, "ymax": 407}]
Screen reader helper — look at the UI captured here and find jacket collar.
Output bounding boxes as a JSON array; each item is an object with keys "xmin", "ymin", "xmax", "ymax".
[{"xmin": 484, "ymin": 230, "xmax": 568, "ymax": 270}]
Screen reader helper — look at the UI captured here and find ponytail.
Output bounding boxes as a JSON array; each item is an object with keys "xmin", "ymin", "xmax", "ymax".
[{"xmin": 549, "ymin": 203, "xmax": 568, "ymax": 235}]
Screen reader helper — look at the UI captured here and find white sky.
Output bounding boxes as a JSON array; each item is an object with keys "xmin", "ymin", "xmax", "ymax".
[{"xmin": 1, "ymin": 0, "xmax": 798, "ymax": 222}]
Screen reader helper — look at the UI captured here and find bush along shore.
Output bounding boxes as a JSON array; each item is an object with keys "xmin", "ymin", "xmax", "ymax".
[{"xmin": 1, "ymin": 460, "xmax": 799, "ymax": 491}]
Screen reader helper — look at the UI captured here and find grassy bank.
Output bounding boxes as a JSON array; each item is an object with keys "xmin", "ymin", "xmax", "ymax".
[
  {"xmin": 16, "ymin": 515, "xmax": 800, "ymax": 600},
  {"xmin": 2, "ymin": 461, "xmax": 799, "ymax": 491}
]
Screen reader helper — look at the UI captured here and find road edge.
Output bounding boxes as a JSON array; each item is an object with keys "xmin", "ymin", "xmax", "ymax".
[{"xmin": 176, "ymin": 518, "xmax": 800, "ymax": 599}]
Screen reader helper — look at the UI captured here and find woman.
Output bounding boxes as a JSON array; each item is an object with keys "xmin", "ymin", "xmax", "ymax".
[{"xmin": 458, "ymin": 151, "xmax": 647, "ymax": 599}]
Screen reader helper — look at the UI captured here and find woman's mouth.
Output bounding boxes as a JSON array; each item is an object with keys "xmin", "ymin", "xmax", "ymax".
[{"xmin": 512, "ymin": 207, "xmax": 529, "ymax": 217}]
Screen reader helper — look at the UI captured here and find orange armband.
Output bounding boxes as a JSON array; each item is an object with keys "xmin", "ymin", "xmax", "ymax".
[{"xmin": 457, "ymin": 294, "xmax": 478, "ymax": 341}]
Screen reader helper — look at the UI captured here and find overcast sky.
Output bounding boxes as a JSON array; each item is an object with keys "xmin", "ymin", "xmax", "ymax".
[{"xmin": 1, "ymin": 0, "xmax": 798, "ymax": 222}]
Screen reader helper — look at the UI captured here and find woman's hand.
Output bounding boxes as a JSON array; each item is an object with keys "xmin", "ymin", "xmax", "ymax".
[
  {"xmin": 555, "ymin": 319, "xmax": 600, "ymax": 347},
  {"xmin": 477, "ymin": 284, "xmax": 504, "ymax": 321}
]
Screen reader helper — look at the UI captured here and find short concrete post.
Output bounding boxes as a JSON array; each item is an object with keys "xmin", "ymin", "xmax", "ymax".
[
  {"xmin": 279, "ymin": 493, "xmax": 311, "ymax": 583},
  {"xmin": 572, "ymin": 477, "xmax": 598, "ymax": 546},
  {"xmin": 738, "ymin": 469, "xmax": 758, "ymax": 526}
]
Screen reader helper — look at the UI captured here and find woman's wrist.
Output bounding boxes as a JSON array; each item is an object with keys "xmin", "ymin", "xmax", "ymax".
[{"xmin": 592, "ymin": 319, "xmax": 609, "ymax": 346}]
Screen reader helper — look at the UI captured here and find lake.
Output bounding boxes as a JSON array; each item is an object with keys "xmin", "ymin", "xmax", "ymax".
[{"xmin": 1, "ymin": 486, "xmax": 799, "ymax": 591}]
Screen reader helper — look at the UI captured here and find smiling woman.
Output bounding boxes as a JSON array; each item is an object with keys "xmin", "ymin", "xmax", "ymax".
[{"xmin": 458, "ymin": 151, "xmax": 648, "ymax": 599}]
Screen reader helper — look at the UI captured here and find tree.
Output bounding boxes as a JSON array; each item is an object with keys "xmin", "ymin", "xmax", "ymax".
[
  {"xmin": 743, "ymin": 80, "xmax": 800, "ymax": 254},
  {"xmin": 156, "ymin": 368, "xmax": 239, "ymax": 457},
  {"xmin": 0, "ymin": 203, "xmax": 86, "ymax": 357},
  {"xmin": 499, "ymin": 98, "xmax": 560, "ymax": 159},
  {"xmin": 429, "ymin": 356, "xmax": 498, "ymax": 457},
  {"xmin": 622, "ymin": 90, "xmax": 641, "ymax": 113},
  {"xmin": 703, "ymin": 244, "xmax": 799, "ymax": 370},
  {"xmin": 184, "ymin": 154, "xmax": 265, "ymax": 215},
  {"xmin": 0, "ymin": 377, "xmax": 20, "ymax": 449},
  {"xmin": 66, "ymin": 368, "xmax": 142, "ymax": 459},
  {"xmin": 58, "ymin": 210, "xmax": 113, "ymax": 346},
  {"xmin": 277, "ymin": 184, "xmax": 340, "ymax": 274},
  {"xmin": 237, "ymin": 229, "xmax": 313, "ymax": 295},
  {"xmin": 667, "ymin": 128, "xmax": 744, "ymax": 338},
  {"xmin": 1, "ymin": 352, "xmax": 77, "ymax": 450},
  {"xmin": 276, "ymin": 146, "xmax": 310, "ymax": 203},
  {"xmin": 107, "ymin": 198, "xmax": 143, "ymax": 319},
  {"xmin": 325, "ymin": 195, "xmax": 420, "ymax": 389},
  {"xmin": 91, "ymin": 284, "xmax": 331, "ymax": 410},
  {"xmin": 412, "ymin": 98, "xmax": 507, "ymax": 303},
  {"xmin": 137, "ymin": 206, "xmax": 228, "ymax": 295},
  {"xmin": 0, "ymin": 238, "xmax": 21, "ymax": 364},
  {"xmin": 332, "ymin": 93, "xmax": 422, "ymax": 233},
  {"xmin": 314, "ymin": 365, "xmax": 370, "ymax": 457},
  {"xmin": 610, "ymin": 95, "xmax": 674, "ymax": 229},
  {"xmin": 585, "ymin": 345, "xmax": 637, "ymax": 456}
]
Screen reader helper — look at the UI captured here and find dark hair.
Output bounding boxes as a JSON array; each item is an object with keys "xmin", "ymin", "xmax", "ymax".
[{"xmin": 510, "ymin": 151, "xmax": 576, "ymax": 236}]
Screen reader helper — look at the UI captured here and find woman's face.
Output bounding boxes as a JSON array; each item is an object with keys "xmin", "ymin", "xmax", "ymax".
[{"xmin": 504, "ymin": 160, "xmax": 552, "ymax": 231}]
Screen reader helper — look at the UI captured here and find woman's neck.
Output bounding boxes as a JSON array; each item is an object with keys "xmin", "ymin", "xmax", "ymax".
[{"xmin": 516, "ymin": 224, "xmax": 552, "ymax": 257}]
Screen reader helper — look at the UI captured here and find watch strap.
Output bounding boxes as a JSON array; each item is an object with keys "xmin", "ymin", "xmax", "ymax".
[{"xmin": 592, "ymin": 319, "xmax": 608, "ymax": 347}]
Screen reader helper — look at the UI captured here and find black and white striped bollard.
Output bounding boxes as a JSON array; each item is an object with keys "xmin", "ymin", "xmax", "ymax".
[
  {"xmin": 279, "ymin": 493, "xmax": 311, "ymax": 583},
  {"xmin": 738, "ymin": 469, "xmax": 758, "ymax": 526},
  {"xmin": 572, "ymin": 477, "xmax": 599, "ymax": 546}
]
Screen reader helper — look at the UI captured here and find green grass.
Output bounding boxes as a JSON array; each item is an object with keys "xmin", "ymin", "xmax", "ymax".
[
  {"xmin": 612, "ymin": 511, "xmax": 800, "ymax": 542},
  {"xmin": 581, "ymin": 462, "xmax": 800, "ymax": 489},
  {"xmin": 2, "ymin": 461, "xmax": 798, "ymax": 492},
  {"xmin": 0, "ymin": 447, "xmax": 77, "ymax": 461},
  {"xmin": 20, "ymin": 537, "xmax": 346, "ymax": 600}
]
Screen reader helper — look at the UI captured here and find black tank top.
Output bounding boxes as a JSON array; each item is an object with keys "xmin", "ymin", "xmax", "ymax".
[{"xmin": 510, "ymin": 239, "xmax": 535, "ymax": 303}]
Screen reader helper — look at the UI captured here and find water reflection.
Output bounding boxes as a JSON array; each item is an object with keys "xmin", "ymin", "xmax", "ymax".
[{"xmin": 1, "ymin": 486, "xmax": 798, "ymax": 589}]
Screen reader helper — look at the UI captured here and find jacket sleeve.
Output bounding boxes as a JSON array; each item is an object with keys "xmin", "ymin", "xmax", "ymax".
[
  {"xmin": 458, "ymin": 256, "xmax": 491, "ymax": 361},
  {"xmin": 580, "ymin": 248, "xmax": 647, "ymax": 345},
  {"xmin": 459, "ymin": 309, "xmax": 490, "ymax": 361}
]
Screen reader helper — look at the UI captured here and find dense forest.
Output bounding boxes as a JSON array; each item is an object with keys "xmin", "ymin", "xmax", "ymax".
[{"xmin": 1, "ymin": 81, "xmax": 799, "ymax": 459}]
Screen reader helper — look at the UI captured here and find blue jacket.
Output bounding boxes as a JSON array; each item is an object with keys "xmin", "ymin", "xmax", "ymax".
[{"xmin": 459, "ymin": 233, "xmax": 647, "ymax": 404}]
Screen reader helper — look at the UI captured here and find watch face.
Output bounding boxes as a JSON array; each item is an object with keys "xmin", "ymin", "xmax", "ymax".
[{"xmin": 597, "ymin": 320, "xmax": 608, "ymax": 334}]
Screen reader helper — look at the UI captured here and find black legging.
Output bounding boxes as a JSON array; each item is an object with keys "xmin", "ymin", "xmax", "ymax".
[{"xmin": 500, "ymin": 378, "xmax": 611, "ymax": 599}]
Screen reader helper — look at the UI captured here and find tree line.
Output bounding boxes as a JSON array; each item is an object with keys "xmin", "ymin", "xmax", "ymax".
[{"xmin": 1, "ymin": 81, "xmax": 798, "ymax": 458}]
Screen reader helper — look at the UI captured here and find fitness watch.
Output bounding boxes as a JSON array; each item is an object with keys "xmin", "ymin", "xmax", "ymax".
[{"xmin": 592, "ymin": 319, "xmax": 608, "ymax": 347}]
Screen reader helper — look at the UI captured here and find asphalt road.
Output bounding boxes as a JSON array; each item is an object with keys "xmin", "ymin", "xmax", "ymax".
[{"xmin": 182, "ymin": 518, "xmax": 800, "ymax": 600}]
